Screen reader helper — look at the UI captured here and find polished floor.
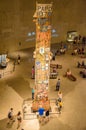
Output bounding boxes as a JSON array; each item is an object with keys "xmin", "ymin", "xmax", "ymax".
[{"xmin": 0, "ymin": 44, "xmax": 86, "ymax": 130}]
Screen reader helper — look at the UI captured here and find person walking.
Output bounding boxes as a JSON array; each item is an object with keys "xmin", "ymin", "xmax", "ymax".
[
  {"xmin": 32, "ymin": 88, "xmax": 35, "ymax": 100},
  {"xmin": 58, "ymin": 100, "xmax": 63, "ymax": 114},
  {"xmin": 7, "ymin": 108, "xmax": 15, "ymax": 124},
  {"xmin": 17, "ymin": 111, "xmax": 22, "ymax": 129},
  {"xmin": 58, "ymin": 91, "xmax": 62, "ymax": 101},
  {"xmin": 56, "ymin": 78, "xmax": 60, "ymax": 91}
]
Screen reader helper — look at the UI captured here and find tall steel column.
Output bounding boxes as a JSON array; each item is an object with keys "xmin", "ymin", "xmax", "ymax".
[{"xmin": 33, "ymin": 2, "xmax": 53, "ymax": 99}]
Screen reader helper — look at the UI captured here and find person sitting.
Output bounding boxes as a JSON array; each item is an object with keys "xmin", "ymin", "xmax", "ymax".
[
  {"xmin": 74, "ymin": 48, "xmax": 78, "ymax": 55},
  {"xmin": 56, "ymin": 49, "xmax": 60, "ymax": 55},
  {"xmin": 71, "ymin": 47, "xmax": 78, "ymax": 55},
  {"xmin": 53, "ymin": 67, "xmax": 57, "ymax": 73},
  {"xmin": 60, "ymin": 48, "xmax": 65, "ymax": 54},
  {"xmin": 52, "ymin": 54, "xmax": 55, "ymax": 61},
  {"xmin": 66, "ymin": 69, "xmax": 72, "ymax": 76},
  {"xmin": 77, "ymin": 61, "xmax": 81, "ymax": 68},
  {"xmin": 82, "ymin": 60, "xmax": 85, "ymax": 67},
  {"xmin": 77, "ymin": 48, "xmax": 81, "ymax": 54},
  {"xmin": 65, "ymin": 69, "xmax": 76, "ymax": 81},
  {"xmin": 82, "ymin": 68, "xmax": 86, "ymax": 78},
  {"xmin": 81, "ymin": 48, "xmax": 85, "ymax": 54}
]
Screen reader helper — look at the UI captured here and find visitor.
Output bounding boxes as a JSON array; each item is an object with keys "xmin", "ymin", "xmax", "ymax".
[
  {"xmin": 38, "ymin": 105, "xmax": 45, "ymax": 123},
  {"xmin": 58, "ymin": 91, "xmax": 62, "ymax": 101},
  {"xmin": 66, "ymin": 69, "xmax": 71, "ymax": 76},
  {"xmin": 32, "ymin": 66, "xmax": 35, "ymax": 79},
  {"xmin": 32, "ymin": 88, "xmax": 35, "ymax": 100},
  {"xmin": 17, "ymin": 111, "xmax": 22, "ymax": 129},
  {"xmin": 74, "ymin": 48, "xmax": 78, "ymax": 54},
  {"xmin": 58, "ymin": 100, "xmax": 63, "ymax": 114},
  {"xmin": 82, "ymin": 60, "xmax": 85, "ymax": 67},
  {"xmin": 45, "ymin": 110, "xmax": 50, "ymax": 122},
  {"xmin": 56, "ymin": 78, "xmax": 60, "ymax": 91},
  {"xmin": 77, "ymin": 61, "xmax": 81, "ymax": 68},
  {"xmin": 52, "ymin": 54, "xmax": 55, "ymax": 61},
  {"xmin": 82, "ymin": 68, "xmax": 86, "ymax": 78},
  {"xmin": 60, "ymin": 48, "xmax": 65, "ymax": 54},
  {"xmin": 17, "ymin": 55, "xmax": 21, "ymax": 64},
  {"xmin": 7, "ymin": 108, "xmax": 15, "ymax": 124},
  {"xmin": 53, "ymin": 67, "xmax": 57, "ymax": 73}
]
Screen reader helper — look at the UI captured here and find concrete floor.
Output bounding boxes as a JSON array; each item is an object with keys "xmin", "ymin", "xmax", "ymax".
[{"xmin": 0, "ymin": 44, "xmax": 86, "ymax": 130}]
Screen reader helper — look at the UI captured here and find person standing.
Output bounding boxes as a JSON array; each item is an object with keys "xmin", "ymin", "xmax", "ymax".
[
  {"xmin": 7, "ymin": 108, "xmax": 15, "ymax": 124},
  {"xmin": 38, "ymin": 105, "xmax": 45, "ymax": 123},
  {"xmin": 17, "ymin": 55, "xmax": 21, "ymax": 64},
  {"xmin": 32, "ymin": 66, "xmax": 35, "ymax": 79},
  {"xmin": 58, "ymin": 91, "xmax": 62, "ymax": 101},
  {"xmin": 56, "ymin": 78, "xmax": 60, "ymax": 91},
  {"xmin": 32, "ymin": 88, "xmax": 35, "ymax": 100},
  {"xmin": 58, "ymin": 100, "xmax": 63, "ymax": 114},
  {"xmin": 17, "ymin": 111, "xmax": 22, "ymax": 129},
  {"xmin": 45, "ymin": 110, "xmax": 50, "ymax": 122}
]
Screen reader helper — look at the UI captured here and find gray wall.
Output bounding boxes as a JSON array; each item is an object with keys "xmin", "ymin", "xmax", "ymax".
[{"xmin": 0, "ymin": 0, "xmax": 86, "ymax": 53}]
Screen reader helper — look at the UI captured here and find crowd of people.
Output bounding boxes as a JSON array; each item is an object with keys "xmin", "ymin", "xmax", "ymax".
[
  {"xmin": 7, "ymin": 36, "xmax": 86, "ymax": 128},
  {"xmin": 73, "ymin": 35, "xmax": 86, "ymax": 46},
  {"xmin": 72, "ymin": 47, "xmax": 85, "ymax": 55}
]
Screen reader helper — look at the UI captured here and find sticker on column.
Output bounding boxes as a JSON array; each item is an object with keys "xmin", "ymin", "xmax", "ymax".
[{"xmin": 39, "ymin": 47, "xmax": 44, "ymax": 54}]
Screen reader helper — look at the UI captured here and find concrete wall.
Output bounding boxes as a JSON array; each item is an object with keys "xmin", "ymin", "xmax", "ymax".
[{"xmin": 0, "ymin": 0, "xmax": 86, "ymax": 53}]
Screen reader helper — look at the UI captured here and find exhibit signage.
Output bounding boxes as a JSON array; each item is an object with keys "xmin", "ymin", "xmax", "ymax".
[{"xmin": 36, "ymin": 4, "xmax": 52, "ymax": 17}]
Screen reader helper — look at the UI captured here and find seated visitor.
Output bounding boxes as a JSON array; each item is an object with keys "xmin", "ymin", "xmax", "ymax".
[
  {"xmin": 52, "ymin": 54, "xmax": 55, "ymax": 61},
  {"xmin": 74, "ymin": 48, "xmax": 78, "ymax": 55},
  {"xmin": 53, "ymin": 67, "xmax": 57, "ymax": 73},
  {"xmin": 77, "ymin": 61, "xmax": 81, "ymax": 68},
  {"xmin": 66, "ymin": 69, "xmax": 72, "ymax": 76},
  {"xmin": 77, "ymin": 48, "xmax": 81, "ymax": 54},
  {"xmin": 56, "ymin": 49, "xmax": 59, "ymax": 54},
  {"xmin": 82, "ymin": 68, "xmax": 86, "ymax": 78},
  {"xmin": 60, "ymin": 48, "xmax": 65, "ymax": 54},
  {"xmin": 63, "ymin": 44, "xmax": 67, "ymax": 51},
  {"xmin": 82, "ymin": 60, "xmax": 85, "ymax": 67},
  {"xmin": 81, "ymin": 47, "xmax": 85, "ymax": 54}
]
